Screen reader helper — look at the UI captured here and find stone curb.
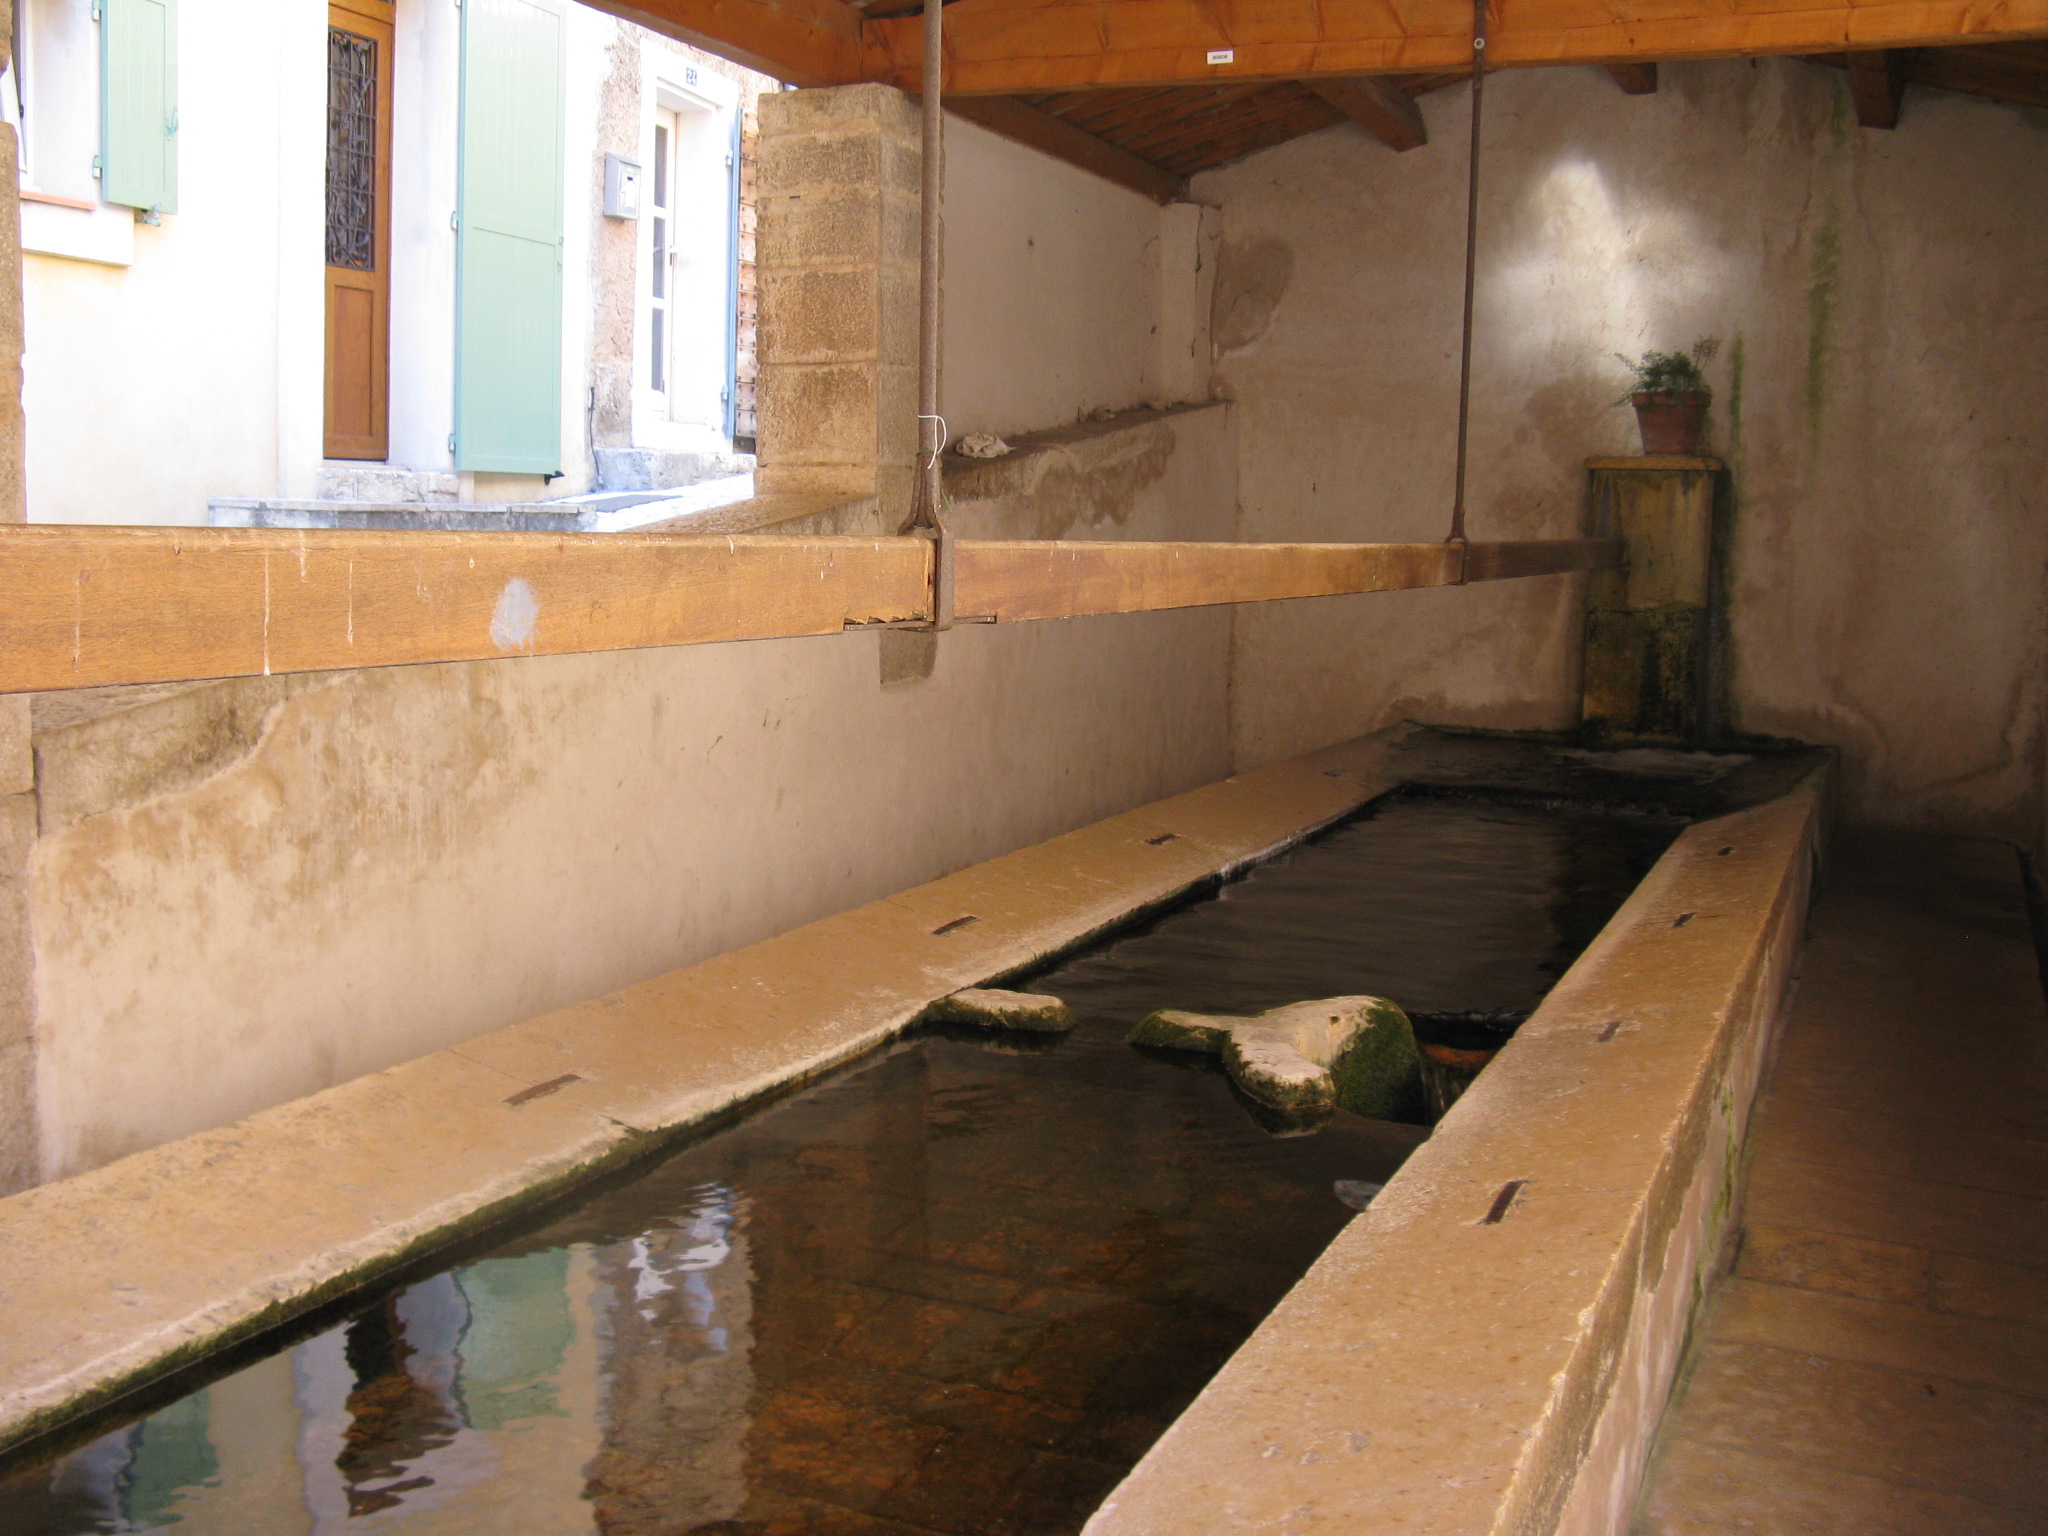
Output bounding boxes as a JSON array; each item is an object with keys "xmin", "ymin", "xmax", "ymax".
[{"xmin": 1085, "ymin": 762, "xmax": 1831, "ymax": 1536}]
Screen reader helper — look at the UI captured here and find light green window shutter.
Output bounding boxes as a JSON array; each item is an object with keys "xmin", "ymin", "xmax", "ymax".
[
  {"xmin": 455, "ymin": 0, "xmax": 566, "ymax": 474},
  {"xmin": 98, "ymin": 0, "xmax": 178, "ymax": 215}
]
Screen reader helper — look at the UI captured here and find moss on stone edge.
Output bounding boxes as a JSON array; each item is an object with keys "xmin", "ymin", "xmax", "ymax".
[
  {"xmin": 1132, "ymin": 998, "xmax": 1426, "ymax": 1124},
  {"xmin": 1327, "ymin": 999, "xmax": 1427, "ymax": 1122},
  {"xmin": 1127, "ymin": 1009, "xmax": 1233, "ymax": 1051},
  {"xmin": 1223, "ymin": 1032, "xmax": 1337, "ymax": 1113},
  {"xmin": 926, "ymin": 987, "xmax": 1076, "ymax": 1033}
]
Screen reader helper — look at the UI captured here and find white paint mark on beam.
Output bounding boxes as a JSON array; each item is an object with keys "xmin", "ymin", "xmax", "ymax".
[{"xmin": 490, "ymin": 577, "xmax": 540, "ymax": 653}]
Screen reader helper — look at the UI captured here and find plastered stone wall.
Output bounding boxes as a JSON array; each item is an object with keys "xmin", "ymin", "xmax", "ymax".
[
  {"xmin": 21, "ymin": 404, "xmax": 1235, "ymax": 1184},
  {"xmin": 1206, "ymin": 59, "xmax": 2048, "ymax": 841},
  {"xmin": 940, "ymin": 116, "xmax": 1206, "ymax": 439}
]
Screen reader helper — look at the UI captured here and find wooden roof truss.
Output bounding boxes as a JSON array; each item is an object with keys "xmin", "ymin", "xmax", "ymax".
[{"xmin": 602, "ymin": 0, "xmax": 2048, "ymax": 200}]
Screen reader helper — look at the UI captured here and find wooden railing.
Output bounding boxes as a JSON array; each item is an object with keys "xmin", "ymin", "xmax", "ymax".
[{"xmin": 0, "ymin": 526, "xmax": 1622, "ymax": 694}]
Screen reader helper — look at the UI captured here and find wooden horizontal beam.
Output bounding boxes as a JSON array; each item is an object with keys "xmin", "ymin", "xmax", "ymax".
[
  {"xmin": 1465, "ymin": 538, "xmax": 1623, "ymax": 582},
  {"xmin": 580, "ymin": 0, "xmax": 865, "ymax": 86},
  {"xmin": 1306, "ymin": 76, "xmax": 1428, "ymax": 151},
  {"xmin": 946, "ymin": 96, "xmax": 1189, "ymax": 202},
  {"xmin": 0, "ymin": 527, "xmax": 930, "ymax": 694},
  {"xmin": 862, "ymin": 0, "xmax": 2048, "ymax": 96},
  {"xmin": 0, "ymin": 527, "xmax": 1622, "ymax": 695},
  {"xmin": 955, "ymin": 540, "xmax": 1464, "ymax": 621}
]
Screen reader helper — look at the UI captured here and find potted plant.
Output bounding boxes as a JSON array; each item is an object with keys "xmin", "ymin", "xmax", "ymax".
[{"xmin": 1616, "ymin": 338, "xmax": 1718, "ymax": 455}]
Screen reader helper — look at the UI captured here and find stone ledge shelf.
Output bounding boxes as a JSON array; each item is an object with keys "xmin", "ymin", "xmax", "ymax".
[
  {"xmin": 0, "ymin": 730, "xmax": 1407, "ymax": 1457},
  {"xmin": 1086, "ymin": 760, "xmax": 1832, "ymax": 1536}
]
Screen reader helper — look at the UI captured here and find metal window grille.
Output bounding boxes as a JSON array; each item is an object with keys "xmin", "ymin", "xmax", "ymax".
[{"xmin": 326, "ymin": 29, "xmax": 377, "ymax": 271}]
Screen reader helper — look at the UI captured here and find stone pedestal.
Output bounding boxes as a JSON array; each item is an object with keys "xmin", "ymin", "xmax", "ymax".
[{"xmin": 1581, "ymin": 456, "xmax": 1722, "ymax": 745}]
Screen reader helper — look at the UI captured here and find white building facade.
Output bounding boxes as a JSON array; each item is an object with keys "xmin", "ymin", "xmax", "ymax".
[{"xmin": 11, "ymin": 0, "xmax": 768, "ymax": 526}]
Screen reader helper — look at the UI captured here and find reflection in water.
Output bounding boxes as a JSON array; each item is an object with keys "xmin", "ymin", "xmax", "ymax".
[{"xmin": 0, "ymin": 797, "xmax": 1673, "ymax": 1535}]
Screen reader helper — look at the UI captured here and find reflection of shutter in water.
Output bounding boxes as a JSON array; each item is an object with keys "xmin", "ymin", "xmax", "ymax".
[
  {"xmin": 117, "ymin": 1390, "xmax": 220, "ymax": 1527},
  {"xmin": 453, "ymin": 1250, "xmax": 575, "ymax": 1430}
]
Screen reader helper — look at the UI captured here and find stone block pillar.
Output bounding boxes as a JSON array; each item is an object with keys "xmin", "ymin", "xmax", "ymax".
[
  {"xmin": 1581, "ymin": 456, "xmax": 1722, "ymax": 745},
  {"xmin": 754, "ymin": 84, "xmax": 921, "ymax": 526}
]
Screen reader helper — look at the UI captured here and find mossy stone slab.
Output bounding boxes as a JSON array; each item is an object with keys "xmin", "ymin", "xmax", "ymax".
[
  {"xmin": 1129, "ymin": 996, "xmax": 1423, "ymax": 1120},
  {"xmin": 925, "ymin": 987, "xmax": 1076, "ymax": 1033}
]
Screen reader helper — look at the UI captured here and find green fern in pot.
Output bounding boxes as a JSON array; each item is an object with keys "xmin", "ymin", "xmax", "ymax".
[{"xmin": 1616, "ymin": 337, "xmax": 1718, "ymax": 456}]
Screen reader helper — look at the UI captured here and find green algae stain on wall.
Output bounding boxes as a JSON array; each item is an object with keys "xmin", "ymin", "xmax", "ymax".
[
  {"xmin": 1806, "ymin": 199, "xmax": 1843, "ymax": 451},
  {"xmin": 1725, "ymin": 332, "xmax": 1746, "ymax": 472},
  {"xmin": 1828, "ymin": 73, "xmax": 1855, "ymax": 154}
]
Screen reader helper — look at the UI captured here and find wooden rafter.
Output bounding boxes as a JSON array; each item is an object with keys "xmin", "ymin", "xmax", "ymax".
[
  {"xmin": 860, "ymin": 0, "xmax": 2048, "ymax": 96},
  {"xmin": 1910, "ymin": 40, "xmax": 2048, "ymax": 108},
  {"xmin": 947, "ymin": 97, "xmax": 1187, "ymax": 202},
  {"xmin": 0, "ymin": 527, "xmax": 1619, "ymax": 695},
  {"xmin": 1847, "ymin": 48, "xmax": 1909, "ymax": 124},
  {"xmin": 1605, "ymin": 62, "xmax": 1660, "ymax": 94},
  {"xmin": 1307, "ymin": 76, "xmax": 1428, "ymax": 151},
  {"xmin": 1808, "ymin": 42, "xmax": 2048, "ymax": 112},
  {"xmin": 582, "ymin": 0, "xmax": 864, "ymax": 86}
]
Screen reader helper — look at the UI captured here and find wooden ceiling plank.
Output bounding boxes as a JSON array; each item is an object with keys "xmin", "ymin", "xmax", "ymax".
[
  {"xmin": 1033, "ymin": 86, "xmax": 1179, "ymax": 124},
  {"xmin": 1115, "ymin": 87, "xmax": 1323, "ymax": 160},
  {"xmin": 1049, "ymin": 86, "xmax": 1219, "ymax": 136},
  {"xmin": 1308, "ymin": 75, "xmax": 1429, "ymax": 149},
  {"xmin": 581, "ymin": 0, "xmax": 864, "ymax": 86},
  {"xmin": 1605, "ymin": 61, "xmax": 1660, "ymax": 92},
  {"xmin": 947, "ymin": 96, "xmax": 1190, "ymax": 202},
  {"xmin": 1168, "ymin": 111, "xmax": 1348, "ymax": 173},
  {"xmin": 860, "ymin": 0, "xmax": 2048, "ymax": 96},
  {"xmin": 1108, "ymin": 82, "xmax": 1310, "ymax": 145},
  {"xmin": 1154, "ymin": 99, "xmax": 1349, "ymax": 173},
  {"xmin": 1847, "ymin": 47, "xmax": 1908, "ymax": 125}
]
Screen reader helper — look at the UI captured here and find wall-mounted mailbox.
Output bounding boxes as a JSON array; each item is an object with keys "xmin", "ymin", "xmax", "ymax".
[{"xmin": 604, "ymin": 153, "xmax": 641, "ymax": 219}]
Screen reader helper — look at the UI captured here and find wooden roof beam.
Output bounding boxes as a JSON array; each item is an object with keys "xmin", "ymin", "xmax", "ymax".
[
  {"xmin": 861, "ymin": 0, "xmax": 2048, "ymax": 96},
  {"xmin": 581, "ymin": 0, "xmax": 865, "ymax": 87},
  {"xmin": 946, "ymin": 96, "xmax": 1189, "ymax": 202},
  {"xmin": 1847, "ymin": 48, "xmax": 1908, "ymax": 125},
  {"xmin": 1306, "ymin": 77, "xmax": 1427, "ymax": 151},
  {"xmin": 1605, "ymin": 62, "xmax": 1660, "ymax": 94}
]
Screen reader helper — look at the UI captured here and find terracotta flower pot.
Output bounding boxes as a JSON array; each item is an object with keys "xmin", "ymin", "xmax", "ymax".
[{"xmin": 1631, "ymin": 391, "xmax": 1710, "ymax": 456}]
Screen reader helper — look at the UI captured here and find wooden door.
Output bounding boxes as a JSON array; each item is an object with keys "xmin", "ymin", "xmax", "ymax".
[{"xmin": 324, "ymin": 0, "xmax": 395, "ymax": 460}]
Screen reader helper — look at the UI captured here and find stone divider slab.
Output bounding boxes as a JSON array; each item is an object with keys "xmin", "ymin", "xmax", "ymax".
[{"xmin": 1085, "ymin": 764, "xmax": 1831, "ymax": 1536}]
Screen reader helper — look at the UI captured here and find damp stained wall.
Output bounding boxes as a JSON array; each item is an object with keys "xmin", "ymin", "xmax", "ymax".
[
  {"xmin": 1204, "ymin": 57, "xmax": 2048, "ymax": 842},
  {"xmin": 19, "ymin": 406, "xmax": 1236, "ymax": 1184},
  {"xmin": 941, "ymin": 115, "xmax": 1195, "ymax": 440}
]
